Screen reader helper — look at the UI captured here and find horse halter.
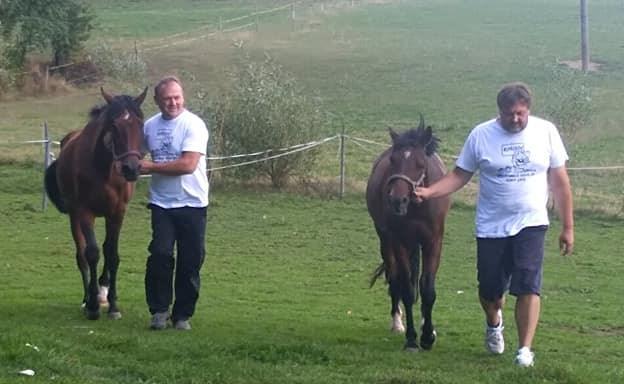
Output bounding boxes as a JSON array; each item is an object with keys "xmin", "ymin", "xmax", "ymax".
[
  {"xmin": 107, "ymin": 111, "xmax": 144, "ymax": 162},
  {"xmin": 386, "ymin": 172, "xmax": 426, "ymax": 195}
]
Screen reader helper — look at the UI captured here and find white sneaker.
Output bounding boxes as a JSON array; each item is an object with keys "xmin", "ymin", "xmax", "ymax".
[
  {"xmin": 484, "ymin": 310, "xmax": 504, "ymax": 354},
  {"xmin": 514, "ymin": 347, "xmax": 535, "ymax": 367}
]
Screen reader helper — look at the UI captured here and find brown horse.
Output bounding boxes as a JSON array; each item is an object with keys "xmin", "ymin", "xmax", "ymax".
[
  {"xmin": 44, "ymin": 87, "xmax": 147, "ymax": 320},
  {"xmin": 366, "ymin": 118, "xmax": 450, "ymax": 351}
]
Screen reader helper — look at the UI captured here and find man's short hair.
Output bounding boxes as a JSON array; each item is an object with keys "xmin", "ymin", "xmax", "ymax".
[
  {"xmin": 497, "ymin": 82, "xmax": 532, "ymax": 110},
  {"xmin": 154, "ymin": 75, "xmax": 183, "ymax": 98}
]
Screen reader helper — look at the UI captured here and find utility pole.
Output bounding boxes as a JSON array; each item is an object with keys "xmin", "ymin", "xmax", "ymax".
[{"xmin": 580, "ymin": 0, "xmax": 589, "ymax": 72}]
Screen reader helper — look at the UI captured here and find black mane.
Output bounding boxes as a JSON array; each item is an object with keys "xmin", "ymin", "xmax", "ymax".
[
  {"xmin": 88, "ymin": 95, "xmax": 144, "ymax": 123},
  {"xmin": 393, "ymin": 126, "xmax": 440, "ymax": 156}
]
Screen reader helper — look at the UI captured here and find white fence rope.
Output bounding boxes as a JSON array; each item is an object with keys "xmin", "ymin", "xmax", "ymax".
[
  {"xmin": 207, "ymin": 135, "xmax": 338, "ymax": 171},
  {"xmin": 3, "ymin": 134, "xmax": 624, "ymax": 172}
]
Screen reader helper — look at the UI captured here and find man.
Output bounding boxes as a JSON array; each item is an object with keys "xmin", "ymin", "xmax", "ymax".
[
  {"xmin": 140, "ymin": 75, "xmax": 209, "ymax": 331},
  {"xmin": 414, "ymin": 82, "xmax": 574, "ymax": 367}
]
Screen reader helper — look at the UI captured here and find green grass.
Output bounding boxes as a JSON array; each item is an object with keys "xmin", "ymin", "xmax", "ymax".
[{"xmin": 1, "ymin": 166, "xmax": 623, "ymax": 383}]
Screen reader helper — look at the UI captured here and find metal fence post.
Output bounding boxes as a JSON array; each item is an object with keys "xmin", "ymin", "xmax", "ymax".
[
  {"xmin": 339, "ymin": 126, "xmax": 346, "ymax": 199},
  {"xmin": 42, "ymin": 121, "xmax": 50, "ymax": 212}
]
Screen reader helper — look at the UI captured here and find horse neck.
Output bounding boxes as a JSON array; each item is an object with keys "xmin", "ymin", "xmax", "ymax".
[{"xmin": 81, "ymin": 121, "xmax": 115, "ymax": 176}]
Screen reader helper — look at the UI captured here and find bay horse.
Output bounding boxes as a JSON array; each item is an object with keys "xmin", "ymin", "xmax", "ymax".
[
  {"xmin": 366, "ymin": 118, "xmax": 450, "ymax": 351},
  {"xmin": 44, "ymin": 87, "xmax": 147, "ymax": 320}
]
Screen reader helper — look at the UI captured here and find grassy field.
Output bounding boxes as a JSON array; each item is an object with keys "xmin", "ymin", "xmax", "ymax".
[
  {"xmin": 1, "ymin": 165, "xmax": 623, "ymax": 383},
  {"xmin": 1, "ymin": 1, "xmax": 624, "ymax": 382}
]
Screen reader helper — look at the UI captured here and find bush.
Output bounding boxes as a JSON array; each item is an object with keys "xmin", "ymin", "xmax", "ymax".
[
  {"xmin": 539, "ymin": 64, "xmax": 593, "ymax": 145},
  {"xmin": 212, "ymin": 54, "xmax": 324, "ymax": 189},
  {"xmin": 85, "ymin": 41, "xmax": 147, "ymax": 84}
]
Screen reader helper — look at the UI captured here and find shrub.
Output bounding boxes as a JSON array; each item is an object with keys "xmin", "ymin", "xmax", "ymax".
[
  {"xmin": 85, "ymin": 41, "xmax": 147, "ymax": 84},
  {"xmin": 212, "ymin": 54, "xmax": 324, "ymax": 189},
  {"xmin": 539, "ymin": 63, "xmax": 593, "ymax": 145}
]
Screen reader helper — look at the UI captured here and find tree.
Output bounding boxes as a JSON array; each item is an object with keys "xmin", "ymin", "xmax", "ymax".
[{"xmin": 0, "ymin": 0, "xmax": 94, "ymax": 69}]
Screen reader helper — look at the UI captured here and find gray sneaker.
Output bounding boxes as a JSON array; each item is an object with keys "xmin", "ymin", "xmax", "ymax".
[
  {"xmin": 174, "ymin": 319, "xmax": 191, "ymax": 330},
  {"xmin": 485, "ymin": 309, "xmax": 504, "ymax": 354},
  {"xmin": 150, "ymin": 312, "xmax": 169, "ymax": 330}
]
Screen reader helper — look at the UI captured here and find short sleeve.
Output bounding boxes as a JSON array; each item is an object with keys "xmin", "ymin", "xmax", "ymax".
[
  {"xmin": 455, "ymin": 130, "xmax": 478, "ymax": 172},
  {"xmin": 549, "ymin": 125, "xmax": 569, "ymax": 168},
  {"xmin": 181, "ymin": 116, "xmax": 208, "ymax": 154}
]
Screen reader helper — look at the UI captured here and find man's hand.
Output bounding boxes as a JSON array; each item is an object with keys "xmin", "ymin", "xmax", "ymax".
[
  {"xmin": 559, "ymin": 228, "xmax": 574, "ymax": 256},
  {"xmin": 413, "ymin": 187, "xmax": 431, "ymax": 204}
]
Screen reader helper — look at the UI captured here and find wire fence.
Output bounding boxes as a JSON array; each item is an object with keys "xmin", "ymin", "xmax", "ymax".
[
  {"xmin": 2, "ymin": 123, "xmax": 624, "ymax": 215},
  {"xmin": 14, "ymin": 0, "xmax": 365, "ymax": 87}
]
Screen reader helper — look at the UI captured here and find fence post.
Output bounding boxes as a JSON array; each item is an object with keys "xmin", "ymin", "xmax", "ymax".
[
  {"xmin": 255, "ymin": 1, "xmax": 259, "ymax": 31},
  {"xmin": 44, "ymin": 65, "xmax": 50, "ymax": 92},
  {"xmin": 219, "ymin": 16, "xmax": 223, "ymax": 31},
  {"xmin": 42, "ymin": 121, "xmax": 50, "ymax": 212},
  {"xmin": 291, "ymin": 3, "xmax": 296, "ymax": 31},
  {"xmin": 339, "ymin": 125, "xmax": 346, "ymax": 199}
]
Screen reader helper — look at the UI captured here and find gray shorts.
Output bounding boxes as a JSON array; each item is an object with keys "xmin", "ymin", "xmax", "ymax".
[{"xmin": 476, "ymin": 225, "xmax": 547, "ymax": 300}]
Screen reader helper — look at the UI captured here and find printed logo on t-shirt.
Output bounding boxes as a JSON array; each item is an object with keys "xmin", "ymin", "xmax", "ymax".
[
  {"xmin": 496, "ymin": 143, "xmax": 536, "ymax": 182},
  {"xmin": 152, "ymin": 128, "xmax": 178, "ymax": 162}
]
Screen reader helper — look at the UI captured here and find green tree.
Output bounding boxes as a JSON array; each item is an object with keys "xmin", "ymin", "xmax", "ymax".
[{"xmin": 0, "ymin": 0, "xmax": 94, "ymax": 69}]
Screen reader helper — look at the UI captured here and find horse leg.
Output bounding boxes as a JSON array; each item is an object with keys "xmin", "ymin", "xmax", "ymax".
[
  {"xmin": 379, "ymin": 232, "xmax": 405, "ymax": 333},
  {"xmin": 70, "ymin": 215, "xmax": 89, "ymax": 307},
  {"xmin": 399, "ymin": 245, "xmax": 418, "ymax": 351},
  {"xmin": 79, "ymin": 214, "xmax": 101, "ymax": 320},
  {"xmin": 419, "ymin": 238, "xmax": 442, "ymax": 350},
  {"xmin": 102, "ymin": 214, "xmax": 124, "ymax": 319}
]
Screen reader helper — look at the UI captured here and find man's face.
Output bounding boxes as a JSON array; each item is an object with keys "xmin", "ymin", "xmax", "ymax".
[
  {"xmin": 155, "ymin": 81, "xmax": 184, "ymax": 120},
  {"xmin": 498, "ymin": 102, "xmax": 529, "ymax": 133}
]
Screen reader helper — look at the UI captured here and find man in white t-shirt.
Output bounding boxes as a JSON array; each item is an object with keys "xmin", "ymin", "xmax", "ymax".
[
  {"xmin": 414, "ymin": 82, "xmax": 574, "ymax": 367},
  {"xmin": 140, "ymin": 76, "xmax": 209, "ymax": 331}
]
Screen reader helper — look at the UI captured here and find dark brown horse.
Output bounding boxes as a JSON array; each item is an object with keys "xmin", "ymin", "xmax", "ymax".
[
  {"xmin": 44, "ymin": 87, "xmax": 147, "ymax": 320},
  {"xmin": 366, "ymin": 118, "xmax": 450, "ymax": 351}
]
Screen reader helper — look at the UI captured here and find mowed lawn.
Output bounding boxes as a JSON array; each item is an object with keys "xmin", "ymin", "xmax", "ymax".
[{"xmin": 0, "ymin": 165, "xmax": 622, "ymax": 383}]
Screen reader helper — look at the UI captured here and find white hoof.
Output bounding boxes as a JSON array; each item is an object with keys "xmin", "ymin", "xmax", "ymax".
[
  {"xmin": 390, "ymin": 314, "xmax": 405, "ymax": 333},
  {"xmin": 98, "ymin": 286, "xmax": 109, "ymax": 306}
]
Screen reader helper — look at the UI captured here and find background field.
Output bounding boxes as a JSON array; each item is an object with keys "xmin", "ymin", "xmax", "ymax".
[{"xmin": 1, "ymin": 0, "xmax": 623, "ymax": 383}]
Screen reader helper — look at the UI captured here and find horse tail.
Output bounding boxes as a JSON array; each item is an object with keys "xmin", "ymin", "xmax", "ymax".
[
  {"xmin": 369, "ymin": 261, "xmax": 386, "ymax": 288},
  {"xmin": 44, "ymin": 161, "xmax": 68, "ymax": 214}
]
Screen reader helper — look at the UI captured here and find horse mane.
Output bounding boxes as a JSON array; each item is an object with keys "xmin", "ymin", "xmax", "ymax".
[
  {"xmin": 88, "ymin": 95, "xmax": 145, "ymax": 126},
  {"xmin": 392, "ymin": 126, "xmax": 440, "ymax": 156}
]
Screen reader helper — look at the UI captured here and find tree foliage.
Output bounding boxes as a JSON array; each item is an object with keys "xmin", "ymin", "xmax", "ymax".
[{"xmin": 0, "ymin": 0, "xmax": 94, "ymax": 69}]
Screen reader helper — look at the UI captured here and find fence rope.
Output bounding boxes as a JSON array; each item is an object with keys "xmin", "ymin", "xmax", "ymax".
[
  {"xmin": 207, "ymin": 135, "xmax": 338, "ymax": 171},
  {"xmin": 4, "ymin": 134, "xmax": 624, "ymax": 172}
]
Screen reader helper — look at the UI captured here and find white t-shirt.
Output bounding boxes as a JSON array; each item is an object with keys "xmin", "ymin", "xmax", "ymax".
[
  {"xmin": 456, "ymin": 116, "xmax": 568, "ymax": 238},
  {"xmin": 143, "ymin": 109, "xmax": 209, "ymax": 208}
]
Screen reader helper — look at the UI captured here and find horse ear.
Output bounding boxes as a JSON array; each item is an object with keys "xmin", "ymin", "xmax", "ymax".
[
  {"xmin": 418, "ymin": 113, "xmax": 425, "ymax": 130},
  {"xmin": 424, "ymin": 126, "xmax": 436, "ymax": 155},
  {"xmin": 101, "ymin": 87, "xmax": 114, "ymax": 104},
  {"xmin": 388, "ymin": 127, "xmax": 399, "ymax": 143},
  {"xmin": 135, "ymin": 86, "xmax": 148, "ymax": 106}
]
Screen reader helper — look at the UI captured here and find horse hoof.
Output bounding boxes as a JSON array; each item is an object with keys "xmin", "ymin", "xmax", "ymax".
[
  {"xmin": 420, "ymin": 330, "xmax": 437, "ymax": 350},
  {"xmin": 108, "ymin": 311, "xmax": 122, "ymax": 320},
  {"xmin": 85, "ymin": 310, "xmax": 100, "ymax": 320},
  {"xmin": 403, "ymin": 345, "xmax": 419, "ymax": 353}
]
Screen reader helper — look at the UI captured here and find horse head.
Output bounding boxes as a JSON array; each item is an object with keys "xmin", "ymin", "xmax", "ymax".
[
  {"xmin": 386, "ymin": 115, "xmax": 439, "ymax": 216},
  {"xmin": 99, "ymin": 87, "xmax": 148, "ymax": 181}
]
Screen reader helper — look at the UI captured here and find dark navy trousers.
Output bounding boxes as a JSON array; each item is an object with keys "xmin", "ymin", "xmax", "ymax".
[{"xmin": 145, "ymin": 204, "xmax": 207, "ymax": 321}]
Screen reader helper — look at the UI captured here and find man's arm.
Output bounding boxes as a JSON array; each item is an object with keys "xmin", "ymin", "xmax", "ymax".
[
  {"xmin": 414, "ymin": 166, "xmax": 473, "ymax": 201},
  {"xmin": 140, "ymin": 151, "xmax": 201, "ymax": 176},
  {"xmin": 549, "ymin": 166, "xmax": 574, "ymax": 255}
]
